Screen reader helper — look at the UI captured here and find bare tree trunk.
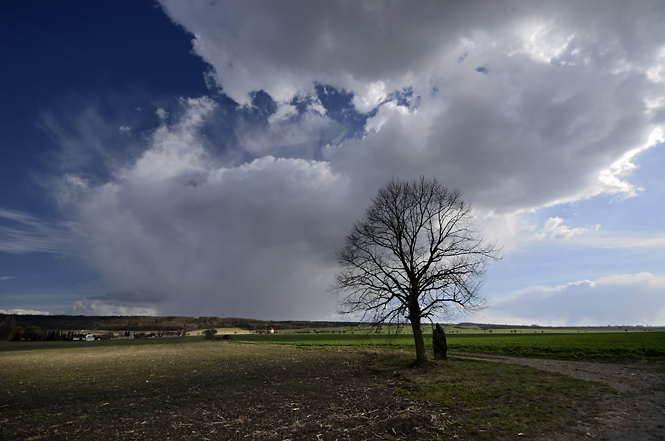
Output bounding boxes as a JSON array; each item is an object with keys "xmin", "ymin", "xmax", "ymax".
[{"xmin": 410, "ymin": 314, "xmax": 428, "ymax": 364}]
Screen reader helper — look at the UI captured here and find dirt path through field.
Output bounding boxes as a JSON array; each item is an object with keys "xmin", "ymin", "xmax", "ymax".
[{"xmin": 453, "ymin": 353, "xmax": 665, "ymax": 440}]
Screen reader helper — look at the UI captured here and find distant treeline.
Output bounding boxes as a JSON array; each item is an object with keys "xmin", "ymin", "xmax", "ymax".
[{"xmin": 0, "ymin": 314, "xmax": 358, "ymax": 337}]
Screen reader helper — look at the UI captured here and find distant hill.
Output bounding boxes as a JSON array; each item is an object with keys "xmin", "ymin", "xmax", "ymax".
[{"xmin": 0, "ymin": 314, "xmax": 357, "ymax": 332}]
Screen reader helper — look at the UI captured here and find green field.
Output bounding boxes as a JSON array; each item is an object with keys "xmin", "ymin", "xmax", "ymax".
[
  {"xmin": 227, "ymin": 329, "xmax": 665, "ymax": 361},
  {"xmin": 4, "ymin": 325, "xmax": 661, "ymax": 362}
]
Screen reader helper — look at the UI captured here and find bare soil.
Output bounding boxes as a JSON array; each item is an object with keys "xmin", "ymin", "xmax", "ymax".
[
  {"xmin": 1, "ymin": 344, "xmax": 663, "ymax": 440},
  {"xmin": 456, "ymin": 353, "xmax": 665, "ymax": 440},
  {"xmin": 1, "ymin": 346, "xmax": 439, "ymax": 441}
]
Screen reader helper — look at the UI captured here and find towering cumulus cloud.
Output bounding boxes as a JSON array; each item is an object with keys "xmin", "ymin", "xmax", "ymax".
[
  {"xmin": 49, "ymin": 1, "xmax": 664, "ymax": 320},
  {"xmin": 159, "ymin": 0, "xmax": 665, "ymax": 209},
  {"xmin": 56, "ymin": 98, "xmax": 351, "ymax": 318}
]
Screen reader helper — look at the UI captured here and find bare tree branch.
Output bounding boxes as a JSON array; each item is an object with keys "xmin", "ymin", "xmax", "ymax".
[{"xmin": 330, "ymin": 176, "xmax": 500, "ymax": 363}]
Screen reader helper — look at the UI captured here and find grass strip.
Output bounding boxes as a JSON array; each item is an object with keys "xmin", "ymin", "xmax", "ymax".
[{"xmin": 371, "ymin": 351, "xmax": 618, "ymax": 440}]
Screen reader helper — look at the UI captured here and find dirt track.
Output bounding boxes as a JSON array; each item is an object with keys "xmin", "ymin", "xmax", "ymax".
[{"xmin": 455, "ymin": 354, "xmax": 665, "ymax": 440}]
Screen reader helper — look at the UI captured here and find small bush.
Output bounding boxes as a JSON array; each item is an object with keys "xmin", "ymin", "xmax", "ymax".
[{"xmin": 203, "ymin": 329, "xmax": 218, "ymax": 340}]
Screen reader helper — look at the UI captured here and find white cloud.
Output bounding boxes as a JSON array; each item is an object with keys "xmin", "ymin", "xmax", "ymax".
[
  {"xmin": 511, "ymin": 19, "xmax": 575, "ymax": 64},
  {"xmin": 480, "ymin": 210, "xmax": 665, "ymax": 253},
  {"xmin": 593, "ymin": 127, "xmax": 665, "ymax": 198},
  {"xmin": 0, "ymin": 209, "xmax": 70, "ymax": 254},
  {"xmin": 124, "ymin": 97, "xmax": 215, "ymax": 181},
  {"xmin": 364, "ymin": 101, "xmax": 412, "ymax": 133},
  {"xmin": 159, "ymin": 0, "xmax": 665, "ymax": 212},
  {"xmin": 352, "ymin": 81, "xmax": 388, "ymax": 113},
  {"xmin": 156, "ymin": 108, "xmax": 168, "ymax": 120},
  {"xmin": 474, "ymin": 211, "xmax": 523, "ymax": 251},
  {"xmin": 488, "ymin": 273, "xmax": 665, "ymax": 325},
  {"xmin": 267, "ymin": 104, "xmax": 298, "ymax": 124},
  {"xmin": 535, "ymin": 217, "xmax": 597, "ymax": 241},
  {"xmin": 646, "ymin": 47, "xmax": 665, "ymax": 84},
  {"xmin": 0, "ymin": 309, "xmax": 51, "ymax": 316},
  {"xmin": 239, "ymin": 103, "xmax": 338, "ymax": 159},
  {"xmin": 574, "ymin": 232, "xmax": 665, "ymax": 249},
  {"xmin": 70, "ymin": 299, "xmax": 157, "ymax": 316}
]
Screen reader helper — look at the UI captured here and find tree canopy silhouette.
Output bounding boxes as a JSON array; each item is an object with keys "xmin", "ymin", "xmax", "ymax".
[{"xmin": 331, "ymin": 176, "xmax": 500, "ymax": 363}]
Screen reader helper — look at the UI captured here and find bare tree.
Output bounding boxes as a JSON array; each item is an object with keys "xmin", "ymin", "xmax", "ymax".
[{"xmin": 331, "ymin": 176, "xmax": 500, "ymax": 363}]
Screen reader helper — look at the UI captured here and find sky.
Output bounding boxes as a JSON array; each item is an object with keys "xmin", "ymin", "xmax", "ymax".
[{"xmin": 1, "ymin": 0, "xmax": 664, "ymax": 326}]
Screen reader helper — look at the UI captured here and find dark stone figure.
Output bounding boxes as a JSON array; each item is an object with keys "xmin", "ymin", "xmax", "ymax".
[{"xmin": 433, "ymin": 324, "xmax": 448, "ymax": 360}]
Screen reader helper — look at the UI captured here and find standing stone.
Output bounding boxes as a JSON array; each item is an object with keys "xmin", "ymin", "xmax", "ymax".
[{"xmin": 433, "ymin": 324, "xmax": 448, "ymax": 360}]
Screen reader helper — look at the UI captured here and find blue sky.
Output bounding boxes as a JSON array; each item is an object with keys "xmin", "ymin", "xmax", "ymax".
[{"xmin": 1, "ymin": 0, "xmax": 664, "ymax": 325}]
